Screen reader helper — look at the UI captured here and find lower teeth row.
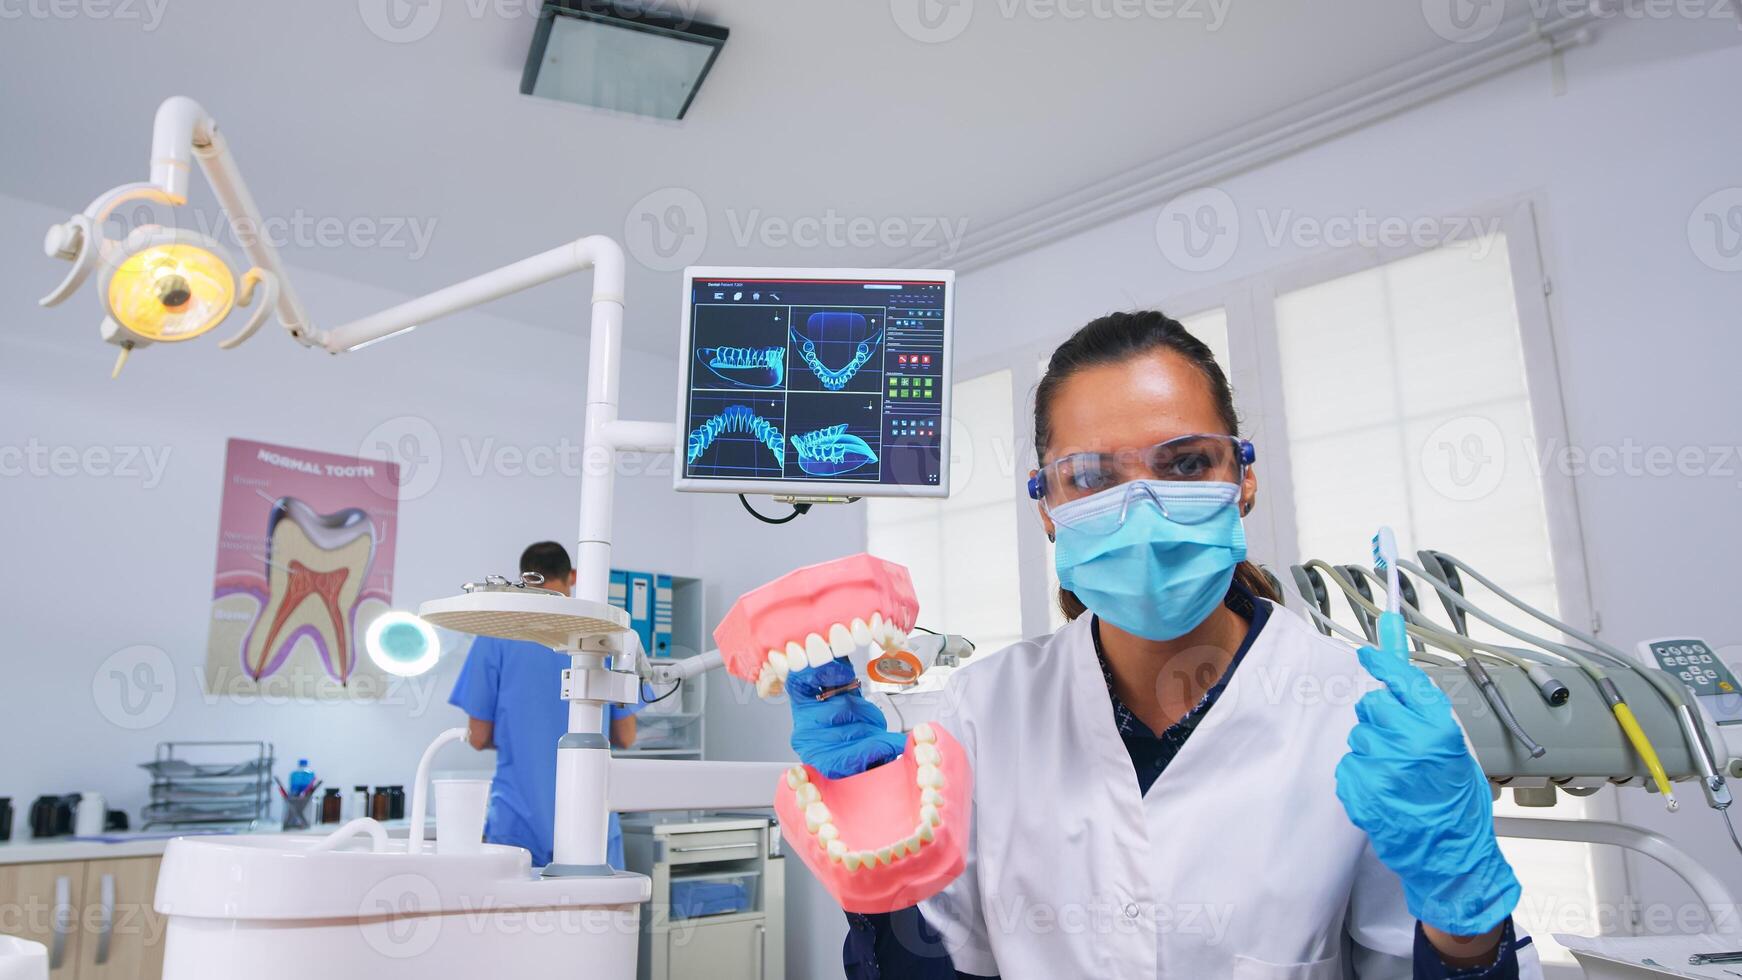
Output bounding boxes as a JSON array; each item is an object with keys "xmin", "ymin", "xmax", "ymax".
[{"xmin": 787, "ymin": 723, "xmax": 942, "ymax": 872}]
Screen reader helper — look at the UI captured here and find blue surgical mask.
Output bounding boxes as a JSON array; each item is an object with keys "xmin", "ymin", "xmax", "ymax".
[{"xmin": 1051, "ymin": 481, "xmax": 1247, "ymax": 641}]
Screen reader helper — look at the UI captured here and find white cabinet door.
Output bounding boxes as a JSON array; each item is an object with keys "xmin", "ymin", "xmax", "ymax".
[{"xmin": 668, "ymin": 918, "xmax": 767, "ymax": 980}]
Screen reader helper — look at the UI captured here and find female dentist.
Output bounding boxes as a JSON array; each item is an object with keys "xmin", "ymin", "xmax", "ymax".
[{"xmin": 800, "ymin": 311, "xmax": 1539, "ymax": 979}]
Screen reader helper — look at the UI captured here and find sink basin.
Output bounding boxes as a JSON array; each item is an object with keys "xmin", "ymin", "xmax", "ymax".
[{"xmin": 155, "ymin": 834, "xmax": 651, "ymax": 979}]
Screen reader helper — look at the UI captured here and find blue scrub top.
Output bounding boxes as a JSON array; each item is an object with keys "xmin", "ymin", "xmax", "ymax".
[{"xmin": 448, "ymin": 635, "xmax": 644, "ymax": 868}]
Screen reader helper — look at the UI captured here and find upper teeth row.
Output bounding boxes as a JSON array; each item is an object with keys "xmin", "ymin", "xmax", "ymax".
[
  {"xmin": 755, "ymin": 611, "xmax": 908, "ymax": 698},
  {"xmin": 786, "ymin": 723, "xmax": 942, "ymax": 871}
]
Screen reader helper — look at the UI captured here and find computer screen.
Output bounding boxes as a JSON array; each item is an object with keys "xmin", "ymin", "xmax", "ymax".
[{"xmin": 674, "ymin": 267, "xmax": 953, "ymax": 498}]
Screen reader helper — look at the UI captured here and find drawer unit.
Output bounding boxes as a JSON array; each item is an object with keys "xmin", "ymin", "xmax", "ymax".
[{"xmin": 623, "ymin": 815, "xmax": 785, "ymax": 980}]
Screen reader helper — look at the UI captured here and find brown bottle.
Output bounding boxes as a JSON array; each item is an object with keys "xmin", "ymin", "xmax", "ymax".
[
  {"xmin": 371, "ymin": 787, "xmax": 391, "ymax": 821},
  {"xmin": 320, "ymin": 788, "xmax": 342, "ymax": 824}
]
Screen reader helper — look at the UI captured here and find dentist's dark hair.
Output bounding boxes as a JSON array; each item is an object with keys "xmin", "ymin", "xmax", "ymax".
[
  {"xmin": 1033, "ymin": 310, "xmax": 1278, "ymax": 621},
  {"xmin": 519, "ymin": 541, "xmax": 574, "ymax": 586}
]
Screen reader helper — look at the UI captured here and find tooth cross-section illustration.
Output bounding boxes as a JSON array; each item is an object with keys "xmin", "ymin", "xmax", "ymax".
[
  {"xmin": 697, "ymin": 345, "xmax": 785, "ymax": 388},
  {"xmin": 714, "ymin": 553, "xmax": 972, "ymax": 912},
  {"xmin": 791, "ymin": 424, "xmax": 878, "ymax": 477},
  {"xmin": 242, "ymin": 497, "xmax": 375, "ymax": 683}
]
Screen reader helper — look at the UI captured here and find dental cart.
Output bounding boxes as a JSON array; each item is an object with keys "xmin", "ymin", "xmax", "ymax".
[{"xmin": 622, "ymin": 815, "xmax": 786, "ymax": 980}]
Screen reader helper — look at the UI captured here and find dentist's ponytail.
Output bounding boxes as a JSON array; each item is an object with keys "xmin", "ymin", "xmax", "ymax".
[{"xmin": 1033, "ymin": 310, "xmax": 1278, "ymax": 621}]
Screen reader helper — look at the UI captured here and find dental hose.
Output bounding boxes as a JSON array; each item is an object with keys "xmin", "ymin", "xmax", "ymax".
[
  {"xmin": 1424, "ymin": 551, "xmax": 1730, "ymax": 810},
  {"xmin": 1308, "ymin": 560, "xmax": 1547, "ymax": 760},
  {"xmin": 1406, "ymin": 554, "xmax": 1694, "ymax": 812},
  {"xmin": 1342, "ymin": 564, "xmax": 1572, "ymax": 707}
]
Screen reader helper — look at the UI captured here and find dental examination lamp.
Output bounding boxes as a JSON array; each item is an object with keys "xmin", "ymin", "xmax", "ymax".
[{"xmin": 38, "ymin": 99, "xmax": 292, "ymax": 376}]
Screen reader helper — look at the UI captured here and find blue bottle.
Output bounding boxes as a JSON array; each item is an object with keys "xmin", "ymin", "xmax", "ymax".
[{"xmin": 288, "ymin": 759, "xmax": 316, "ymax": 797}]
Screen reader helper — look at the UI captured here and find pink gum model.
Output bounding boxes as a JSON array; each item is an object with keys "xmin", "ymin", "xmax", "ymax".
[{"xmin": 714, "ymin": 553, "xmax": 974, "ymax": 913}]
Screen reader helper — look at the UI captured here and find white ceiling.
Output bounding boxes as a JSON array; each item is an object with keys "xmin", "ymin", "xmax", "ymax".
[{"xmin": 2, "ymin": 0, "xmax": 1483, "ymax": 354}]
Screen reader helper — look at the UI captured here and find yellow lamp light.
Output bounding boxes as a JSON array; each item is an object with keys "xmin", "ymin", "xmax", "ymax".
[
  {"xmin": 106, "ymin": 240, "xmax": 236, "ymax": 342},
  {"xmin": 93, "ymin": 225, "xmax": 278, "ymax": 377}
]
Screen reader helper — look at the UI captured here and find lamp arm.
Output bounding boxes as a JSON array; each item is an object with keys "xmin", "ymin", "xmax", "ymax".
[
  {"xmin": 317, "ymin": 235, "xmax": 626, "ymax": 352},
  {"xmin": 150, "ymin": 97, "xmax": 315, "ymax": 344}
]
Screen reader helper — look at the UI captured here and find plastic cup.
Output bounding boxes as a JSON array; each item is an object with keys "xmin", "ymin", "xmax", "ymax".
[
  {"xmin": 432, "ymin": 779, "xmax": 489, "ymax": 855},
  {"xmin": 0, "ymin": 935, "xmax": 48, "ymax": 980}
]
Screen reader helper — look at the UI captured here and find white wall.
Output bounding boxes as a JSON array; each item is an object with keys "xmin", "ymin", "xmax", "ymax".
[
  {"xmin": 0, "ymin": 189, "xmax": 695, "ymax": 822},
  {"xmin": 953, "ymin": 19, "xmax": 1742, "ymax": 934}
]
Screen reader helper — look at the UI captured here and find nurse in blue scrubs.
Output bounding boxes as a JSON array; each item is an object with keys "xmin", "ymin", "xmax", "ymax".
[{"xmin": 449, "ymin": 541, "xmax": 644, "ymax": 869}]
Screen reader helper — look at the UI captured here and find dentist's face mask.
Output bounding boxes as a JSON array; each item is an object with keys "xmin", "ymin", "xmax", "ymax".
[{"xmin": 1033, "ymin": 435, "xmax": 1253, "ymax": 641}]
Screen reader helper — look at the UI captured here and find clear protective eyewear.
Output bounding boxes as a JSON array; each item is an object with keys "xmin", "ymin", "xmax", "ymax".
[{"xmin": 1028, "ymin": 433, "xmax": 1254, "ymax": 532}]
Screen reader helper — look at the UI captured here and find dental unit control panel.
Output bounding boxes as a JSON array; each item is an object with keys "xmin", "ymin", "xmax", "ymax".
[
  {"xmin": 1639, "ymin": 637, "xmax": 1742, "ymax": 725},
  {"xmin": 675, "ymin": 267, "xmax": 955, "ymax": 498}
]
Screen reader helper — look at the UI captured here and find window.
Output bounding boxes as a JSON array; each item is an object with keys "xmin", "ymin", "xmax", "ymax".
[
  {"xmin": 1272, "ymin": 232, "xmax": 1559, "ymax": 619},
  {"xmin": 1271, "ymin": 231, "xmax": 1594, "ymax": 967},
  {"xmin": 867, "ymin": 369, "xmax": 1023, "ymax": 653}
]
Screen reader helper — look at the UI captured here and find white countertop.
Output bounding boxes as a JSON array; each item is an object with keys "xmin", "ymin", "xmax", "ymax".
[{"xmin": 0, "ymin": 820, "xmax": 430, "ymax": 865}]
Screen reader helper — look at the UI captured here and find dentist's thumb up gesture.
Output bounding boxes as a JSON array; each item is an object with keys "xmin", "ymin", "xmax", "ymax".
[{"xmin": 1335, "ymin": 640, "xmax": 1521, "ymax": 941}]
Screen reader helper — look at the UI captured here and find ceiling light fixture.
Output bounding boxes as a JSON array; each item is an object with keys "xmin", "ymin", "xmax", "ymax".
[{"xmin": 521, "ymin": 2, "xmax": 729, "ymax": 120}]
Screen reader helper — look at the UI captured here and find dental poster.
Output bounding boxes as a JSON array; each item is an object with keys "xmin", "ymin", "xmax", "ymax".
[{"xmin": 205, "ymin": 438, "xmax": 400, "ymax": 700}]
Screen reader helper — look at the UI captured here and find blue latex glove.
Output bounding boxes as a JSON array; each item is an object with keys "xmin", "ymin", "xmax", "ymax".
[
  {"xmin": 1335, "ymin": 642, "xmax": 1521, "ymax": 937},
  {"xmin": 785, "ymin": 657, "xmax": 907, "ymax": 780}
]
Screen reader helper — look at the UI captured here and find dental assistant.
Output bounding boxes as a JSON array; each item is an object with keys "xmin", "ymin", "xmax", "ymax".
[
  {"xmin": 828, "ymin": 312, "xmax": 1538, "ymax": 978},
  {"xmin": 449, "ymin": 541, "xmax": 644, "ymax": 869}
]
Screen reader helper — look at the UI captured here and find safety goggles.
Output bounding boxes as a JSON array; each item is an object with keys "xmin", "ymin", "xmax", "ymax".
[{"xmin": 1029, "ymin": 434, "xmax": 1254, "ymax": 530}]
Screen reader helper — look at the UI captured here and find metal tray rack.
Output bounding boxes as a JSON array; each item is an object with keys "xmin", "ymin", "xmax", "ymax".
[{"xmin": 140, "ymin": 741, "xmax": 275, "ymax": 830}]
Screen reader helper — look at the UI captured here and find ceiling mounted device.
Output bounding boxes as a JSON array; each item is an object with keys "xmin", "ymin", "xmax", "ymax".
[{"xmin": 521, "ymin": 1, "xmax": 729, "ymax": 120}]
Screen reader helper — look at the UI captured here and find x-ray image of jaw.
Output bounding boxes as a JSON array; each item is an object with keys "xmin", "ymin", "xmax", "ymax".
[
  {"xmin": 697, "ymin": 345, "xmax": 786, "ymax": 388},
  {"xmin": 238, "ymin": 497, "xmax": 376, "ymax": 684},
  {"xmin": 792, "ymin": 311, "xmax": 882, "ymax": 391},
  {"xmin": 792, "ymin": 424, "xmax": 878, "ymax": 477}
]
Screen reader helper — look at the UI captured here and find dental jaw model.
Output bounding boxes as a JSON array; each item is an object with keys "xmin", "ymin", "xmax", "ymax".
[{"xmin": 713, "ymin": 553, "xmax": 973, "ymax": 913}]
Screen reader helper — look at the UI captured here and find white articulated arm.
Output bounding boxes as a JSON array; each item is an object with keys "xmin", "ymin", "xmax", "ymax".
[
  {"xmin": 149, "ymin": 97, "xmax": 315, "ymax": 341},
  {"xmin": 318, "ymin": 235, "xmax": 626, "ymax": 352},
  {"xmin": 148, "ymin": 96, "xmax": 214, "ymax": 202}
]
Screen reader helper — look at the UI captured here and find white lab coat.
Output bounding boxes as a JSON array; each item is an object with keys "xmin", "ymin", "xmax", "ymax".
[{"xmin": 919, "ymin": 601, "xmax": 1543, "ymax": 980}]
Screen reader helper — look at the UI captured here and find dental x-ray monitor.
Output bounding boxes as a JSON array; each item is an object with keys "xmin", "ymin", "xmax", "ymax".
[{"xmin": 674, "ymin": 267, "xmax": 954, "ymax": 498}]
